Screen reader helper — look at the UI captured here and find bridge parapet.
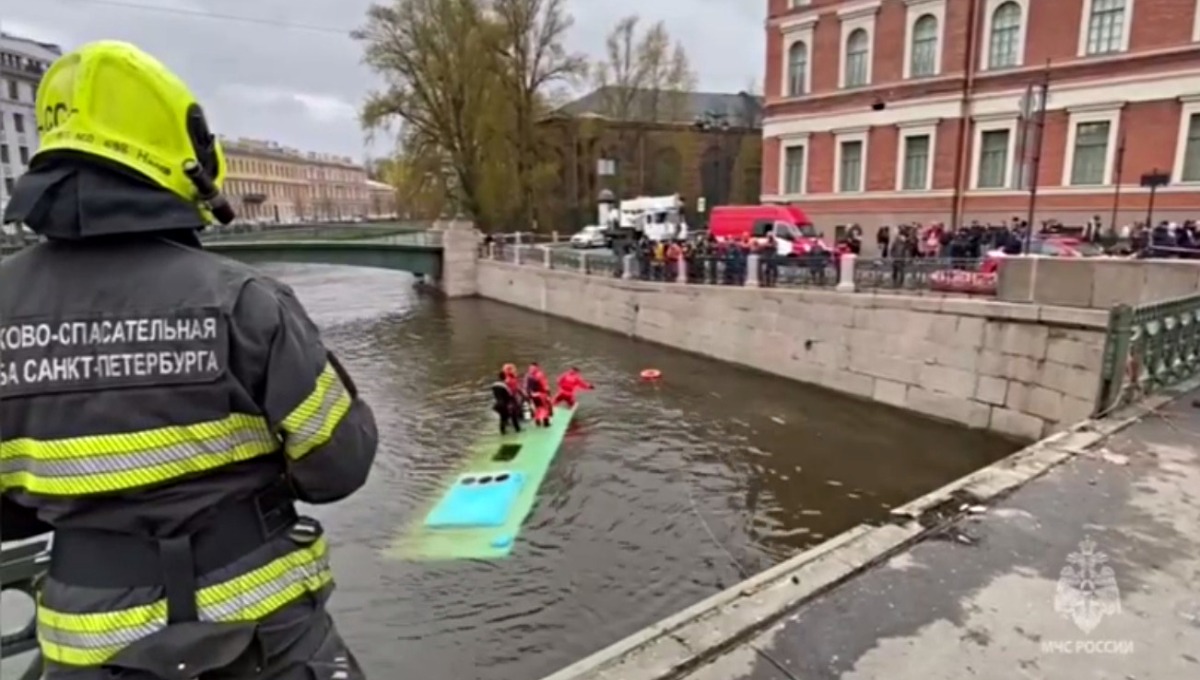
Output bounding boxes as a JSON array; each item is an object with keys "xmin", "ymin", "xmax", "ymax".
[
  {"xmin": 436, "ymin": 220, "xmax": 479, "ymax": 297},
  {"xmin": 998, "ymin": 256, "xmax": 1200, "ymax": 309}
]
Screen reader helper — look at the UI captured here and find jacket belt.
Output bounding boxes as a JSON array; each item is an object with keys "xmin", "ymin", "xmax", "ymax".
[{"xmin": 49, "ymin": 482, "xmax": 299, "ymax": 624}]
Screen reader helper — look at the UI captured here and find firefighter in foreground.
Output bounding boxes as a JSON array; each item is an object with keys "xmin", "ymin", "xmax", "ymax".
[{"xmin": 0, "ymin": 41, "xmax": 378, "ymax": 679}]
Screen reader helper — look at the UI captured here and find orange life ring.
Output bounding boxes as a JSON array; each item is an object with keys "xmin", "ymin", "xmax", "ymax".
[{"xmin": 640, "ymin": 368, "xmax": 662, "ymax": 381}]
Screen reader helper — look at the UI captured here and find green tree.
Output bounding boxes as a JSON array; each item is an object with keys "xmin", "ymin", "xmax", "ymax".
[
  {"xmin": 355, "ymin": 0, "xmax": 586, "ymax": 231},
  {"xmin": 355, "ymin": 0, "xmax": 504, "ymax": 226}
]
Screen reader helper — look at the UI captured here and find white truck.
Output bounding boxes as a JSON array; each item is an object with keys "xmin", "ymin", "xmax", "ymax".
[{"xmin": 602, "ymin": 194, "xmax": 689, "ymax": 247}]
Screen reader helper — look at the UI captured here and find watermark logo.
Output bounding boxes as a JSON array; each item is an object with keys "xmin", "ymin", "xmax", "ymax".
[
  {"xmin": 1040, "ymin": 537, "xmax": 1134, "ymax": 655},
  {"xmin": 1053, "ymin": 537, "xmax": 1121, "ymax": 633}
]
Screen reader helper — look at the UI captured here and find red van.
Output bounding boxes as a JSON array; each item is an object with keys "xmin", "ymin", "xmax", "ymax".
[{"xmin": 707, "ymin": 205, "xmax": 826, "ymax": 256}]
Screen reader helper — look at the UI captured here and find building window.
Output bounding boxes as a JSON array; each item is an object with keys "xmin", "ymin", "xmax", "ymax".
[
  {"xmin": 12, "ymin": 113, "xmax": 23, "ymax": 133},
  {"xmin": 1085, "ymin": 0, "xmax": 1126, "ymax": 55},
  {"xmin": 1070, "ymin": 121, "xmax": 1111, "ymax": 185},
  {"xmin": 6, "ymin": 80, "xmax": 17, "ymax": 101},
  {"xmin": 17, "ymin": 146, "xmax": 28, "ymax": 165},
  {"xmin": 845, "ymin": 29, "xmax": 870, "ymax": 88},
  {"xmin": 910, "ymin": 15, "xmax": 938, "ymax": 77},
  {"xmin": 787, "ymin": 41, "xmax": 808, "ymax": 96},
  {"xmin": 0, "ymin": 145, "xmax": 7, "ymax": 164},
  {"xmin": 839, "ymin": 140, "xmax": 864, "ymax": 192},
  {"xmin": 988, "ymin": 1, "xmax": 1022, "ymax": 69},
  {"xmin": 784, "ymin": 145, "xmax": 805, "ymax": 194},
  {"xmin": 902, "ymin": 135, "xmax": 931, "ymax": 190},
  {"xmin": 4, "ymin": 178, "xmax": 13, "ymax": 195},
  {"xmin": 978, "ymin": 130, "xmax": 1010, "ymax": 188},
  {"xmin": 1181, "ymin": 114, "xmax": 1200, "ymax": 182}
]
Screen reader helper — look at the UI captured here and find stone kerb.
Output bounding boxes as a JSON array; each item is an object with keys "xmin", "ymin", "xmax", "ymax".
[{"xmin": 998, "ymin": 256, "xmax": 1200, "ymax": 309}]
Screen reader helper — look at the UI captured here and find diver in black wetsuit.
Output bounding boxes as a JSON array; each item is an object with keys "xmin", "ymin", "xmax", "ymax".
[{"xmin": 492, "ymin": 372, "xmax": 522, "ymax": 434}]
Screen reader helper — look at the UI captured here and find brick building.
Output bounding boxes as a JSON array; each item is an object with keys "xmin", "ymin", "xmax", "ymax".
[
  {"xmin": 761, "ymin": 0, "xmax": 1200, "ymax": 232},
  {"xmin": 221, "ymin": 137, "xmax": 373, "ymax": 224},
  {"xmin": 538, "ymin": 87, "xmax": 763, "ymax": 230},
  {"xmin": 0, "ymin": 32, "xmax": 61, "ymax": 213}
]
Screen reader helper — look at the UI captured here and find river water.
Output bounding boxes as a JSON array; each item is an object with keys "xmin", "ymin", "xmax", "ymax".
[{"xmin": 1, "ymin": 264, "xmax": 1018, "ymax": 680}]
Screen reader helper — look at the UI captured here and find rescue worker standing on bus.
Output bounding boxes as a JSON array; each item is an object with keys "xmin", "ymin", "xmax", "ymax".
[{"xmin": 0, "ymin": 42, "xmax": 377, "ymax": 679}]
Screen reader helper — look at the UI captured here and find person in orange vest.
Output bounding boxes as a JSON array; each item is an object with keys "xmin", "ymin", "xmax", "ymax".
[
  {"xmin": 552, "ymin": 367, "xmax": 594, "ymax": 408},
  {"xmin": 524, "ymin": 363, "xmax": 552, "ymax": 426},
  {"xmin": 665, "ymin": 240, "xmax": 683, "ymax": 280}
]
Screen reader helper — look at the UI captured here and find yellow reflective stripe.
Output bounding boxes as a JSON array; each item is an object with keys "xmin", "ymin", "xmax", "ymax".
[
  {"xmin": 0, "ymin": 414, "xmax": 279, "ymax": 496},
  {"xmin": 38, "ymin": 538, "xmax": 332, "ymax": 667},
  {"xmin": 280, "ymin": 362, "xmax": 351, "ymax": 459}
]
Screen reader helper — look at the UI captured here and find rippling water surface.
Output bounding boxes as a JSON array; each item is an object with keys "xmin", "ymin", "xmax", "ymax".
[
  {"xmin": 268, "ymin": 264, "xmax": 1018, "ymax": 680},
  {"xmin": 0, "ymin": 263, "xmax": 1019, "ymax": 680}
]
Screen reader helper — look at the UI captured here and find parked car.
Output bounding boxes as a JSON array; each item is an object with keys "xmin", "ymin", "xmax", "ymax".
[{"xmin": 570, "ymin": 225, "xmax": 607, "ymax": 249}]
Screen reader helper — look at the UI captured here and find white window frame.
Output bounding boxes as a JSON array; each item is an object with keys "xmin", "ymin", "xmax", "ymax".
[
  {"xmin": 834, "ymin": 128, "xmax": 869, "ymax": 193},
  {"xmin": 1078, "ymin": 0, "xmax": 1134, "ymax": 57},
  {"xmin": 788, "ymin": 0, "xmax": 812, "ymax": 7},
  {"xmin": 982, "ymin": 0, "xmax": 1028, "ymax": 70},
  {"xmin": 778, "ymin": 133, "xmax": 810, "ymax": 197},
  {"xmin": 839, "ymin": 0, "xmax": 881, "ymax": 89},
  {"xmin": 970, "ymin": 113, "xmax": 1018, "ymax": 190},
  {"xmin": 903, "ymin": 0, "xmax": 946, "ymax": 79},
  {"xmin": 780, "ymin": 16, "xmax": 816, "ymax": 99},
  {"xmin": 895, "ymin": 121, "xmax": 938, "ymax": 191},
  {"xmin": 1062, "ymin": 103, "xmax": 1122, "ymax": 187},
  {"xmin": 1172, "ymin": 96, "xmax": 1200, "ymax": 184},
  {"xmin": 1194, "ymin": 0, "xmax": 1200, "ymax": 42}
]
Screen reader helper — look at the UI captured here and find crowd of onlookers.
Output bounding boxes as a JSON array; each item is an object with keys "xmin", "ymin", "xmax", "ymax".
[{"xmin": 610, "ymin": 215, "xmax": 1200, "ymax": 288}]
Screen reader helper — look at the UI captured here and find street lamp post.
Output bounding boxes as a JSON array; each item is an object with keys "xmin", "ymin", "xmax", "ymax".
[{"xmin": 694, "ymin": 111, "xmax": 734, "ymax": 208}]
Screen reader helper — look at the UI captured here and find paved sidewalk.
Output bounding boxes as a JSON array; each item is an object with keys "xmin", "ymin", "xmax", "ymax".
[{"xmin": 683, "ymin": 394, "xmax": 1200, "ymax": 680}]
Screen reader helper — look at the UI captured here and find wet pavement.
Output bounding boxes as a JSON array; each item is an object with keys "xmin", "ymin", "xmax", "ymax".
[
  {"xmin": 681, "ymin": 392, "xmax": 1200, "ymax": 680},
  {"xmin": 1, "ymin": 264, "xmax": 1017, "ymax": 680}
]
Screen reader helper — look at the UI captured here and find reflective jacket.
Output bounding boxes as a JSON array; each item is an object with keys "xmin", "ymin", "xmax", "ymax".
[{"xmin": 0, "ymin": 162, "xmax": 378, "ymax": 672}]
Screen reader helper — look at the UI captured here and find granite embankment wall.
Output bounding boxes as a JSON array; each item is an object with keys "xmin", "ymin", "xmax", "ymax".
[{"xmin": 476, "ymin": 260, "xmax": 1110, "ymax": 439}]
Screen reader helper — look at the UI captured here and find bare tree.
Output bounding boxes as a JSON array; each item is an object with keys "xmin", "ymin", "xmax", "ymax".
[
  {"xmin": 492, "ymin": 0, "xmax": 587, "ymax": 229},
  {"xmin": 591, "ymin": 15, "xmax": 697, "ymax": 195}
]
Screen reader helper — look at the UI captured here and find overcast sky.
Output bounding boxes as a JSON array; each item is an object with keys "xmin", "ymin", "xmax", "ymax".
[{"xmin": 6, "ymin": 0, "xmax": 764, "ymax": 161}]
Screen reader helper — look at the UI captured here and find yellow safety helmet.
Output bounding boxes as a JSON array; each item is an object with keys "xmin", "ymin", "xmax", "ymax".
[{"xmin": 33, "ymin": 40, "xmax": 233, "ymax": 223}]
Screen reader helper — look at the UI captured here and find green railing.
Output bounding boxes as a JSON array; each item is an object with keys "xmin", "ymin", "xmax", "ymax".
[
  {"xmin": 1094, "ymin": 292, "xmax": 1200, "ymax": 416},
  {"xmin": 1, "ymin": 539, "xmax": 50, "ymax": 680},
  {"xmin": 202, "ymin": 222, "xmax": 432, "ymax": 242}
]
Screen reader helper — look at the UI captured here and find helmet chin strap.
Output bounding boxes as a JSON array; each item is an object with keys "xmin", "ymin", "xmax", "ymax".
[{"xmin": 182, "ymin": 159, "xmax": 235, "ymax": 225}]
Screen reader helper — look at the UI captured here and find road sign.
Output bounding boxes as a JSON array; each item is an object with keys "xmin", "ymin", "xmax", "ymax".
[{"xmin": 1140, "ymin": 172, "xmax": 1169, "ymax": 188}]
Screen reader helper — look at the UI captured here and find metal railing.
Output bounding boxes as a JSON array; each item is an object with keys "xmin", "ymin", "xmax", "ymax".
[
  {"xmin": 487, "ymin": 244, "xmax": 621, "ymax": 277},
  {"xmin": 203, "ymin": 222, "xmax": 434, "ymax": 242},
  {"xmin": 848, "ymin": 257, "xmax": 994, "ymax": 294},
  {"xmin": 1, "ymin": 539, "xmax": 50, "ymax": 680},
  {"xmin": 483, "ymin": 245, "xmax": 994, "ymax": 295},
  {"xmin": 1094, "ymin": 292, "xmax": 1200, "ymax": 416}
]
